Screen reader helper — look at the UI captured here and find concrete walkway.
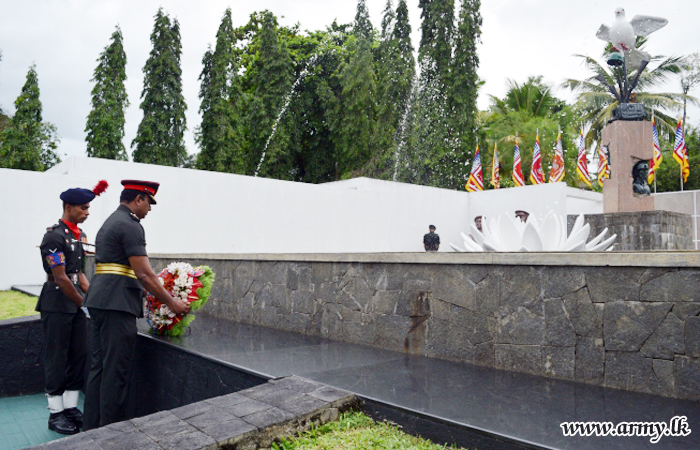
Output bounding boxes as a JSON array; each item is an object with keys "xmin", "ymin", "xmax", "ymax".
[{"xmin": 148, "ymin": 314, "xmax": 700, "ymax": 450}]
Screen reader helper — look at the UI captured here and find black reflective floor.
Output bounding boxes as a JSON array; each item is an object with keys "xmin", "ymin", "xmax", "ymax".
[{"xmin": 139, "ymin": 315, "xmax": 700, "ymax": 450}]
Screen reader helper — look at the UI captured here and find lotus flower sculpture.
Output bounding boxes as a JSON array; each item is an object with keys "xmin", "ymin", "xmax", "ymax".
[{"xmin": 450, "ymin": 212, "xmax": 616, "ymax": 252}]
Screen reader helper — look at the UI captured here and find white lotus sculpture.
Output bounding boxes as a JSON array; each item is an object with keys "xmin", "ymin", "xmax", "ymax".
[{"xmin": 450, "ymin": 212, "xmax": 616, "ymax": 252}]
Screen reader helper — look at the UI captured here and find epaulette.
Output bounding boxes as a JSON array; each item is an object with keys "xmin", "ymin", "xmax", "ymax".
[{"xmin": 46, "ymin": 223, "xmax": 60, "ymax": 232}]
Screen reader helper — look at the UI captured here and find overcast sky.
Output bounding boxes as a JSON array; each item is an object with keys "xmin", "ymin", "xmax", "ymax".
[{"xmin": 1, "ymin": 0, "xmax": 698, "ymax": 161}]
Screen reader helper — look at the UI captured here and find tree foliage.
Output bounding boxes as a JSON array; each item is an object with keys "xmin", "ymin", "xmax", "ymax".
[
  {"xmin": 85, "ymin": 26, "xmax": 129, "ymax": 160},
  {"xmin": 132, "ymin": 8, "xmax": 187, "ymax": 166},
  {"xmin": 195, "ymin": 8, "xmax": 246, "ymax": 173},
  {"xmin": 0, "ymin": 65, "xmax": 60, "ymax": 171}
]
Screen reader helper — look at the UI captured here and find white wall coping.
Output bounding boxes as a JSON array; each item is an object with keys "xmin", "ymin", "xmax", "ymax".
[{"xmin": 146, "ymin": 252, "xmax": 700, "ymax": 268}]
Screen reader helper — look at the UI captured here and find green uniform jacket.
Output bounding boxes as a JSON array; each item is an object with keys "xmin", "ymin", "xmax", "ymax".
[
  {"xmin": 36, "ymin": 221, "xmax": 86, "ymax": 313},
  {"xmin": 84, "ymin": 205, "xmax": 148, "ymax": 317}
]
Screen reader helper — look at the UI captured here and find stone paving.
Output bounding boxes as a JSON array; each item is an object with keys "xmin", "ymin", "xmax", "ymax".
[{"xmin": 24, "ymin": 376, "xmax": 357, "ymax": 450}]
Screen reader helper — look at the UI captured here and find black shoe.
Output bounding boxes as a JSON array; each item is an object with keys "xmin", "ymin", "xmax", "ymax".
[
  {"xmin": 48, "ymin": 412, "xmax": 79, "ymax": 435},
  {"xmin": 63, "ymin": 407, "xmax": 83, "ymax": 429}
]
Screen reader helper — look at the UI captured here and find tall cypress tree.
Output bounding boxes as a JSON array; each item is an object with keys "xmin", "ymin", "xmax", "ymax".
[
  {"xmin": 409, "ymin": 0, "xmax": 455, "ymax": 187},
  {"xmin": 247, "ymin": 12, "xmax": 295, "ymax": 178},
  {"xmin": 447, "ymin": 0, "xmax": 482, "ymax": 188},
  {"xmin": 195, "ymin": 8, "xmax": 246, "ymax": 173},
  {"xmin": 132, "ymin": 8, "xmax": 187, "ymax": 166},
  {"xmin": 338, "ymin": 1, "xmax": 378, "ymax": 176},
  {"xmin": 0, "ymin": 65, "xmax": 59, "ymax": 170},
  {"xmin": 85, "ymin": 26, "xmax": 129, "ymax": 160},
  {"xmin": 371, "ymin": 0, "xmax": 415, "ymax": 179}
]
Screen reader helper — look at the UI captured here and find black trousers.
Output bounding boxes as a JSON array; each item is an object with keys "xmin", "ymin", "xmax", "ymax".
[
  {"xmin": 41, "ymin": 311, "xmax": 87, "ymax": 396},
  {"xmin": 83, "ymin": 308, "xmax": 136, "ymax": 430}
]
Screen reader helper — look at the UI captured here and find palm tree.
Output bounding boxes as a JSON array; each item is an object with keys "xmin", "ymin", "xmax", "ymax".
[
  {"xmin": 562, "ymin": 38, "xmax": 697, "ymax": 146},
  {"xmin": 489, "ymin": 76, "xmax": 563, "ymax": 117}
]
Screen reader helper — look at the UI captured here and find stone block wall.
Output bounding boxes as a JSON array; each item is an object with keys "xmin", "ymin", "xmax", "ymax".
[
  {"xmin": 0, "ymin": 315, "xmax": 44, "ymax": 397},
  {"xmin": 139, "ymin": 253, "xmax": 700, "ymax": 401},
  {"xmin": 568, "ymin": 211, "xmax": 692, "ymax": 251}
]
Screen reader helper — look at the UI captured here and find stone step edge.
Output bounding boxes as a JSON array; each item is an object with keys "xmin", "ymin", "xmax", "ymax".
[{"xmin": 29, "ymin": 375, "xmax": 359, "ymax": 450}]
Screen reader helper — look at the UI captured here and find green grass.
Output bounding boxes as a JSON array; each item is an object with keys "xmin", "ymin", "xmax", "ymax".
[
  {"xmin": 0, "ymin": 290, "xmax": 38, "ymax": 320},
  {"xmin": 271, "ymin": 411, "xmax": 473, "ymax": 450}
]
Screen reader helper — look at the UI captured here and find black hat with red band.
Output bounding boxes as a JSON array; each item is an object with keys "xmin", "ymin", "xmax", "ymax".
[{"xmin": 121, "ymin": 180, "xmax": 160, "ymax": 204}]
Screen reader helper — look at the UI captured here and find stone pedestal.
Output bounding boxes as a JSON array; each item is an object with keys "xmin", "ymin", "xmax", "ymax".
[{"xmin": 602, "ymin": 120, "xmax": 655, "ymax": 213}]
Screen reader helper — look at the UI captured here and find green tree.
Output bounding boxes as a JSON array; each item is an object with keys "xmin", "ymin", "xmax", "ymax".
[
  {"xmin": 132, "ymin": 8, "xmax": 187, "ymax": 166},
  {"xmin": 447, "ymin": 0, "xmax": 482, "ymax": 188},
  {"xmin": 85, "ymin": 26, "xmax": 129, "ymax": 160},
  {"xmin": 195, "ymin": 8, "xmax": 246, "ymax": 173},
  {"xmin": 246, "ymin": 12, "xmax": 295, "ymax": 178},
  {"xmin": 338, "ymin": 35, "xmax": 378, "ymax": 177},
  {"xmin": 368, "ymin": 0, "xmax": 416, "ymax": 181},
  {"xmin": 679, "ymin": 52, "xmax": 700, "ymax": 128},
  {"xmin": 408, "ymin": 0, "xmax": 456, "ymax": 188},
  {"xmin": 0, "ymin": 65, "xmax": 60, "ymax": 171},
  {"xmin": 354, "ymin": 0, "xmax": 374, "ymax": 41}
]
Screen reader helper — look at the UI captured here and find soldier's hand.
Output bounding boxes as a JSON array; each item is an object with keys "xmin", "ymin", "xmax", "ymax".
[{"xmin": 170, "ymin": 298, "xmax": 191, "ymax": 315}]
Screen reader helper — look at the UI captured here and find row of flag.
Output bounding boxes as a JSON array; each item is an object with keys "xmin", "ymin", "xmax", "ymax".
[{"xmin": 466, "ymin": 118, "xmax": 689, "ymax": 192}]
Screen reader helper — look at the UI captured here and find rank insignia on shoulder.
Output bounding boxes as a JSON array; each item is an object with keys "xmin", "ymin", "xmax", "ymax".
[{"xmin": 47, "ymin": 224, "xmax": 59, "ymax": 231}]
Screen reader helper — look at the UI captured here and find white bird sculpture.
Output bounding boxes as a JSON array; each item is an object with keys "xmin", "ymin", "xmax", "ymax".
[{"xmin": 596, "ymin": 7, "xmax": 667, "ymax": 67}]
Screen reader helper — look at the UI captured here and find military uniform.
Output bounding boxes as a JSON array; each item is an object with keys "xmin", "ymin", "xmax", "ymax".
[
  {"xmin": 84, "ymin": 201, "xmax": 151, "ymax": 429},
  {"xmin": 37, "ymin": 221, "xmax": 88, "ymax": 400},
  {"xmin": 39, "ymin": 182, "xmax": 108, "ymax": 435}
]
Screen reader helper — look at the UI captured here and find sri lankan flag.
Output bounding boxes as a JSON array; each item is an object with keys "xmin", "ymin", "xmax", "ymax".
[
  {"xmin": 490, "ymin": 142, "xmax": 500, "ymax": 189},
  {"xmin": 597, "ymin": 145, "xmax": 610, "ymax": 187},
  {"xmin": 466, "ymin": 145, "xmax": 484, "ymax": 192},
  {"xmin": 648, "ymin": 116, "xmax": 663, "ymax": 184},
  {"xmin": 673, "ymin": 117, "xmax": 689, "ymax": 183}
]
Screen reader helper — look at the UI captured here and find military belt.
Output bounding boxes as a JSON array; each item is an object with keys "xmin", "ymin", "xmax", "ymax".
[{"xmin": 95, "ymin": 263, "xmax": 137, "ymax": 279}]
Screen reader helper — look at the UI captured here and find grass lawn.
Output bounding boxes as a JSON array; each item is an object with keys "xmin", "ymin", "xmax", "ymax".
[
  {"xmin": 0, "ymin": 290, "xmax": 38, "ymax": 320},
  {"xmin": 272, "ymin": 411, "xmax": 473, "ymax": 450}
]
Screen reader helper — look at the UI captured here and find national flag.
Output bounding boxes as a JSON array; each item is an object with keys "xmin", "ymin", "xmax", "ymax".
[
  {"xmin": 512, "ymin": 139, "xmax": 525, "ymax": 187},
  {"xmin": 466, "ymin": 145, "xmax": 484, "ymax": 192},
  {"xmin": 549, "ymin": 129, "xmax": 565, "ymax": 183},
  {"xmin": 597, "ymin": 145, "xmax": 610, "ymax": 187},
  {"xmin": 576, "ymin": 127, "xmax": 591, "ymax": 187},
  {"xmin": 648, "ymin": 116, "xmax": 663, "ymax": 184},
  {"xmin": 529, "ymin": 131, "xmax": 545, "ymax": 185},
  {"xmin": 490, "ymin": 142, "xmax": 500, "ymax": 189},
  {"xmin": 673, "ymin": 117, "xmax": 689, "ymax": 183}
]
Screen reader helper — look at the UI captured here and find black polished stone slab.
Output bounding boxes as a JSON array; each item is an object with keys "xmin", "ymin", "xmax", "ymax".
[
  {"xmin": 139, "ymin": 315, "xmax": 700, "ymax": 450},
  {"xmin": 11, "ymin": 285, "xmax": 42, "ymax": 297}
]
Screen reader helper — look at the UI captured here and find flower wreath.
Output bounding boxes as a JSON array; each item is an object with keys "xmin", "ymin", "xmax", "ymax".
[{"xmin": 144, "ymin": 262, "xmax": 215, "ymax": 336}]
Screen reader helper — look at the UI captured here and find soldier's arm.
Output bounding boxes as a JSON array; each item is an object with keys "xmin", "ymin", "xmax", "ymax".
[
  {"xmin": 78, "ymin": 272, "xmax": 89, "ymax": 293},
  {"xmin": 51, "ymin": 264, "xmax": 85, "ymax": 307},
  {"xmin": 129, "ymin": 255, "xmax": 190, "ymax": 315}
]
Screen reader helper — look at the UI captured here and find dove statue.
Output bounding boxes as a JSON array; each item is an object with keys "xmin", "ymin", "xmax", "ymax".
[{"xmin": 596, "ymin": 7, "xmax": 667, "ymax": 68}]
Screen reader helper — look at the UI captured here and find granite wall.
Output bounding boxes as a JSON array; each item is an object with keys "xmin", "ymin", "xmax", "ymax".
[
  {"xmin": 568, "ymin": 211, "xmax": 693, "ymax": 251},
  {"xmin": 141, "ymin": 253, "xmax": 700, "ymax": 401},
  {"xmin": 0, "ymin": 315, "xmax": 44, "ymax": 397}
]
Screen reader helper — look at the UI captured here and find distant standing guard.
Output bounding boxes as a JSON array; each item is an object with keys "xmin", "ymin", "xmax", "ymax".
[
  {"xmin": 83, "ymin": 180, "xmax": 190, "ymax": 430},
  {"xmin": 38, "ymin": 181, "xmax": 108, "ymax": 434},
  {"xmin": 423, "ymin": 225, "xmax": 440, "ymax": 252}
]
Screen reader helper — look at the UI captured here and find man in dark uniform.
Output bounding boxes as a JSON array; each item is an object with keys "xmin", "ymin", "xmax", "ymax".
[
  {"xmin": 423, "ymin": 225, "xmax": 440, "ymax": 252},
  {"xmin": 38, "ymin": 182, "xmax": 107, "ymax": 434},
  {"xmin": 83, "ymin": 180, "xmax": 190, "ymax": 430}
]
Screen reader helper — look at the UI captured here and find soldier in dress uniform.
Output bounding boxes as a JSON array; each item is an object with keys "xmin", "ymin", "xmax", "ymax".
[
  {"xmin": 83, "ymin": 180, "xmax": 190, "ymax": 430},
  {"xmin": 38, "ymin": 181, "xmax": 107, "ymax": 435}
]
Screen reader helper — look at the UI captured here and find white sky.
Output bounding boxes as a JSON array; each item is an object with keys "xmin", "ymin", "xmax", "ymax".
[{"xmin": 1, "ymin": 0, "xmax": 698, "ymax": 160}]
